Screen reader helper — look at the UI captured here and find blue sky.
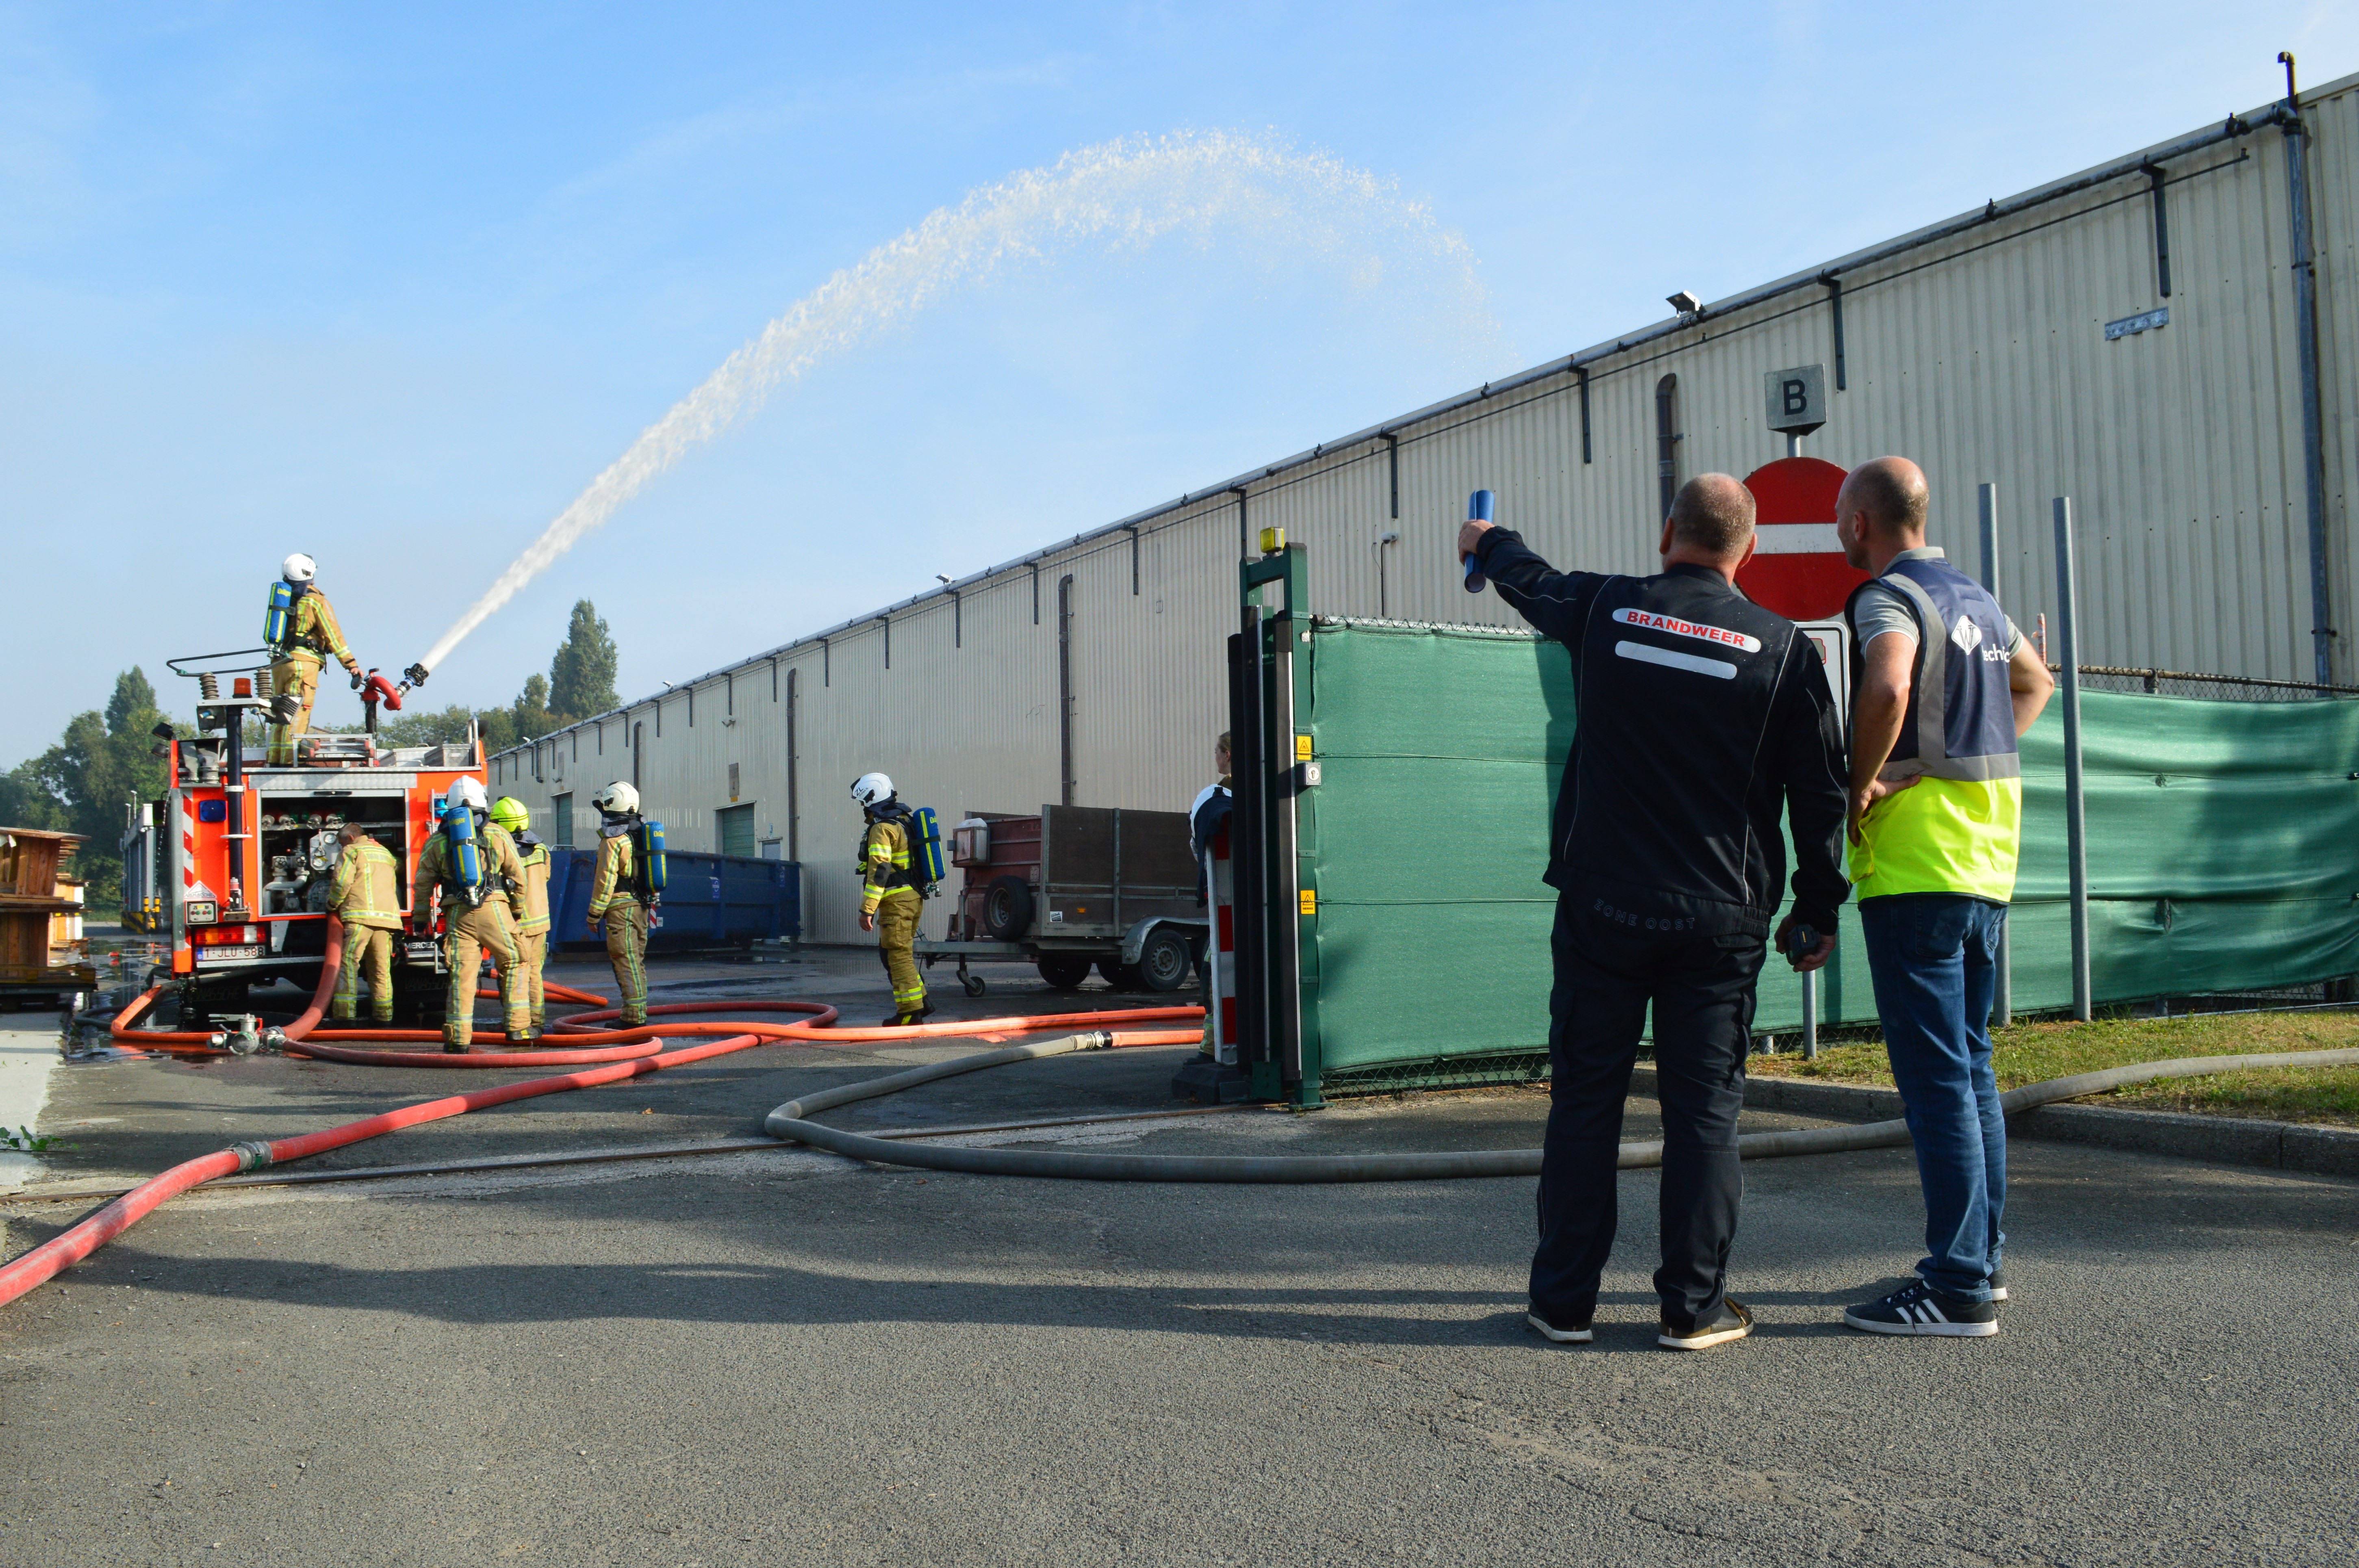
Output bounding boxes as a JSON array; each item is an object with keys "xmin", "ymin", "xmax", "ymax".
[{"xmin": 3, "ymin": 2, "xmax": 2351, "ymax": 761}]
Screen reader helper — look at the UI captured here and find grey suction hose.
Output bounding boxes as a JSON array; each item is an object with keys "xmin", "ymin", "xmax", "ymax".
[{"xmin": 766, "ymin": 1039, "xmax": 2359, "ymax": 1184}]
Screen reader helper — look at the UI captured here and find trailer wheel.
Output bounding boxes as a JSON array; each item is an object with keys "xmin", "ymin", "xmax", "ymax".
[
  {"xmin": 982, "ymin": 876, "xmax": 1034, "ymax": 940},
  {"xmin": 961, "ymin": 972, "xmax": 987, "ymax": 998},
  {"xmin": 1097, "ymin": 959, "xmax": 1142, "ymax": 991},
  {"xmin": 1036, "ymin": 954, "xmax": 1092, "ymax": 991},
  {"xmin": 1134, "ymin": 926, "xmax": 1196, "ymax": 993}
]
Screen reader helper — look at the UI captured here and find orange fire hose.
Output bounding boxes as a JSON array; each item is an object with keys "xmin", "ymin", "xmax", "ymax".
[{"xmin": 9, "ymin": 916, "xmax": 1202, "ymax": 1306}]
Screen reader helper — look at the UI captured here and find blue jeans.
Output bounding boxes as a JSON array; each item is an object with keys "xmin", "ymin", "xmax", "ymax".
[{"xmin": 1858, "ymin": 894, "xmax": 2007, "ymax": 1302}]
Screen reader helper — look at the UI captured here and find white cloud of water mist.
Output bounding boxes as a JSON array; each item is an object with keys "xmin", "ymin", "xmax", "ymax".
[{"xmin": 419, "ymin": 130, "xmax": 1502, "ymax": 672}]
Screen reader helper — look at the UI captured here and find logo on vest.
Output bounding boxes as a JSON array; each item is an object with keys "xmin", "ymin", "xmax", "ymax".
[
  {"xmin": 1950, "ymin": 616, "xmax": 1984, "ymax": 655},
  {"xmin": 1610, "ymin": 607, "xmax": 1761, "ymax": 653}
]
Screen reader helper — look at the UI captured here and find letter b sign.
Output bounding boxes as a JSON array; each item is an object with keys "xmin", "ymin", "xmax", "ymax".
[{"xmin": 1764, "ymin": 364, "xmax": 1827, "ymax": 436}]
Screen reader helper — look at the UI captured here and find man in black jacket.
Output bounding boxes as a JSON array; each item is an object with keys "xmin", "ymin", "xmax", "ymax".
[{"xmin": 1462, "ymin": 473, "xmax": 1848, "ymax": 1351}]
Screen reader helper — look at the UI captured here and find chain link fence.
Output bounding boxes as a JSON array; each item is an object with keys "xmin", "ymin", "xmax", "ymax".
[{"xmin": 2053, "ymin": 664, "xmax": 2359, "ymax": 702}]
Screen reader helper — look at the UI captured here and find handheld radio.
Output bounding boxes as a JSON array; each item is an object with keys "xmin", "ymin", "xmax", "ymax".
[{"xmin": 1462, "ymin": 489, "xmax": 1495, "ymax": 592}]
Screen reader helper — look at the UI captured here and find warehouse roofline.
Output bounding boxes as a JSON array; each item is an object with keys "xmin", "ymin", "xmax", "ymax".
[{"xmin": 493, "ymin": 73, "xmax": 2346, "ymax": 766}]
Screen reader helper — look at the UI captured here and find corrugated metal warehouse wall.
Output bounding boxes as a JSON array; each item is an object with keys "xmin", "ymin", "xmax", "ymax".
[{"xmin": 493, "ymin": 75, "xmax": 2359, "ymax": 946}]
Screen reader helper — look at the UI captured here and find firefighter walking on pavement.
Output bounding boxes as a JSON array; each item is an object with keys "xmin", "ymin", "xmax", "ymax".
[
  {"xmin": 411, "ymin": 776, "xmax": 531, "ymax": 1052},
  {"xmin": 585, "ymin": 781, "xmax": 657, "ymax": 1028},
  {"xmin": 491, "ymin": 796, "xmax": 553, "ymax": 1032},
  {"xmin": 328, "ymin": 824, "xmax": 402, "ymax": 1022},
  {"xmin": 264, "ymin": 553, "xmax": 367, "ymax": 766},
  {"xmin": 853, "ymin": 772, "xmax": 932, "ymax": 1026}
]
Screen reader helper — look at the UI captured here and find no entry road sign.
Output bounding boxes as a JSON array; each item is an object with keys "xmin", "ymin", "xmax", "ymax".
[{"xmin": 1737, "ymin": 456, "xmax": 1870, "ymax": 620}]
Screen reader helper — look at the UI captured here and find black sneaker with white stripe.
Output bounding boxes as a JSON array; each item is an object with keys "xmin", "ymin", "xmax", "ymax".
[
  {"xmin": 1988, "ymin": 1265, "xmax": 2009, "ymax": 1303},
  {"xmin": 1526, "ymin": 1305, "xmax": 1594, "ymax": 1344},
  {"xmin": 1842, "ymin": 1279, "xmax": 1998, "ymax": 1337}
]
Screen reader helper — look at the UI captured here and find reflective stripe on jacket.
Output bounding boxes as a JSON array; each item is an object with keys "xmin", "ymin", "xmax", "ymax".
[
  {"xmin": 513, "ymin": 841, "xmax": 553, "ymax": 934},
  {"xmin": 1845, "ymin": 553, "xmax": 2024, "ymax": 903},
  {"xmin": 861, "ymin": 819, "xmax": 915, "ymax": 913},
  {"xmin": 284, "ymin": 589, "xmax": 357, "ymax": 668},
  {"xmin": 329, "ymin": 838, "xmax": 403, "ymax": 929},
  {"xmin": 587, "ymin": 831, "xmax": 637, "ymax": 920}
]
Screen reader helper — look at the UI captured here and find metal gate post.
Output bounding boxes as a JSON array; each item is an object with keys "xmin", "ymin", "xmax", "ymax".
[
  {"xmin": 1227, "ymin": 616, "xmax": 1274, "ymax": 1100},
  {"xmin": 2053, "ymin": 497, "xmax": 2093, "ymax": 1021},
  {"xmin": 1978, "ymin": 482, "xmax": 2013, "ymax": 1030}
]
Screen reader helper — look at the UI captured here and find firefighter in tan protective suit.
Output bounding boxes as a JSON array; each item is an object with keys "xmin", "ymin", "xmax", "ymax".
[
  {"xmin": 490, "ymin": 796, "xmax": 551, "ymax": 1032},
  {"xmin": 584, "ymin": 781, "xmax": 650, "ymax": 1028},
  {"xmin": 328, "ymin": 824, "xmax": 403, "ymax": 1022},
  {"xmin": 411, "ymin": 776, "xmax": 531, "ymax": 1052},
  {"xmin": 852, "ymin": 772, "xmax": 931, "ymax": 1027},
  {"xmin": 266, "ymin": 553, "xmax": 365, "ymax": 766}
]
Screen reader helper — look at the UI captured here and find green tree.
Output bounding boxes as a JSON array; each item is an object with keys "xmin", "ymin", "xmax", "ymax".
[
  {"xmin": 0, "ymin": 758, "xmax": 69, "ymax": 833},
  {"xmin": 511, "ymin": 673, "xmax": 554, "ymax": 742},
  {"xmin": 547, "ymin": 599, "xmax": 619, "ymax": 722},
  {"xmin": 376, "ymin": 702, "xmax": 484, "ymax": 750},
  {"xmin": 16, "ymin": 669, "xmax": 177, "ymax": 905},
  {"xmin": 106, "ymin": 666, "xmax": 159, "ymax": 735}
]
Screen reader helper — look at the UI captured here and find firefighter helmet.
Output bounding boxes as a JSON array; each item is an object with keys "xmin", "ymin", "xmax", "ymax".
[
  {"xmin": 851, "ymin": 772, "xmax": 894, "ymax": 811},
  {"xmin": 489, "ymin": 796, "xmax": 530, "ymax": 835},
  {"xmin": 446, "ymin": 776, "xmax": 489, "ymax": 813},
  {"xmin": 592, "ymin": 781, "xmax": 639, "ymax": 816},
  {"xmin": 282, "ymin": 553, "xmax": 317, "ymax": 584}
]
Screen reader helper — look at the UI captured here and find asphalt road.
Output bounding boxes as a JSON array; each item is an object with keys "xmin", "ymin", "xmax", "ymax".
[{"xmin": 1, "ymin": 951, "xmax": 2354, "ymax": 1566}]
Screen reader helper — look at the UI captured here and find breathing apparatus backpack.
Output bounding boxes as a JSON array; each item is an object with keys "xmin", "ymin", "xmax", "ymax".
[
  {"xmin": 859, "ymin": 802, "xmax": 943, "ymax": 898},
  {"xmin": 909, "ymin": 807, "xmax": 944, "ymax": 895},
  {"xmin": 630, "ymin": 819, "xmax": 666, "ymax": 905},
  {"xmin": 442, "ymin": 807, "xmax": 486, "ymax": 909},
  {"xmin": 263, "ymin": 582, "xmax": 296, "ymax": 653}
]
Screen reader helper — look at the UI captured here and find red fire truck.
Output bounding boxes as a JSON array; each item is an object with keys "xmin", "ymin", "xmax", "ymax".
[{"xmin": 122, "ymin": 651, "xmax": 482, "ymax": 1031}]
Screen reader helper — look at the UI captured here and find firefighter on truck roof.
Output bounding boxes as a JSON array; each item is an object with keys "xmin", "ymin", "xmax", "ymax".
[
  {"xmin": 328, "ymin": 823, "xmax": 402, "ymax": 1024},
  {"xmin": 853, "ymin": 772, "xmax": 932, "ymax": 1027},
  {"xmin": 491, "ymin": 796, "xmax": 552, "ymax": 1035},
  {"xmin": 585, "ymin": 782, "xmax": 651, "ymax": 1030},
  {"xmin": 264, "ymin": 553, "xmax": 367, "ymax": 767},
  {"xmin": 412, "ymin": 776, "xmax": 532, "ymax": 1052}
]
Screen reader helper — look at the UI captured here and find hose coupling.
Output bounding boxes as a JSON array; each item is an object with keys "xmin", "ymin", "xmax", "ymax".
[
  {"xmin": 1074, "ymin": 1030, "xmax": 1115, "ymax": 1052},
  {"xmin": 228, "ymin": 1140, "xmax": 276, "ymax": 1173},
  {"xmin": 259, "ymin": 1027, "xmax": 293, "ymax": 1054}
]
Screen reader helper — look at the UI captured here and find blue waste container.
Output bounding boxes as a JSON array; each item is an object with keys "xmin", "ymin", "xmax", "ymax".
[{"xmin": 549, "ymin": 847, "xmax": 800, "ymax": 952}]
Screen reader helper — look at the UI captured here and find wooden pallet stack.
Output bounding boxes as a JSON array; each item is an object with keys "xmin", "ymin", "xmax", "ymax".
[{"xmin": 0, "ymin": 827, "xmax": 99, "ymax": 998}]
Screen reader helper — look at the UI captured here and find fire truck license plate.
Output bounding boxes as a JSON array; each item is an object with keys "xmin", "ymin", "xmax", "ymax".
[{"xmin": 195, "ymin": 946, "xmax": 264, "ymax": 964}]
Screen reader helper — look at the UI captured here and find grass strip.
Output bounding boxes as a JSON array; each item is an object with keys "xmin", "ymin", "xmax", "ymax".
[{"xmin": 1751, "ymin": 1010, "xmax": 2359, "ymax": 1127}]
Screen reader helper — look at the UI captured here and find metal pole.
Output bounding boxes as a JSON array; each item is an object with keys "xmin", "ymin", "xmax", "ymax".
[
  {"xmin": 2279, "ymin": 74, "xmax": 2336, "ymax": 685},
  {"xmin": 2053, "ymin": 497, "xmax": 2092, "ymax": 1021},
  {"xmin": 1801, "ymin": 967, "xmax": 1818, "ymax": 1059},
  {"xmin": 1978, "ymin": 482, "xmax": 2012, "ymax": 1030}
]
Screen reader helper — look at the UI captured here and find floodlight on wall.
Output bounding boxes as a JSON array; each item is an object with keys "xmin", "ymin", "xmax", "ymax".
[{"xmin": 1667, "ymin": 290, "xmax": 1704, "ymax": 318}]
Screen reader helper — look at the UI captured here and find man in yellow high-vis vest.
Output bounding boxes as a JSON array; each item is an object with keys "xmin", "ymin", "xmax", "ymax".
[{"xmin": 1835, "ymin": 456, "xmax": 2053, "ymax": 1340}]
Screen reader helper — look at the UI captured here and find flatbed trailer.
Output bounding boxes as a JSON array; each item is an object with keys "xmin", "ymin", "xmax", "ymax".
[{"xmin": 916, "ymin": 804, "xmax": 1206, "ymax": 996}]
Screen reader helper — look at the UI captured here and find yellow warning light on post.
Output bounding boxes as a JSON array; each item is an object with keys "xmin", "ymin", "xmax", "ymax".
[
  {"xmin": 1259, "ymin": 526, "xmax": 1286, "ymax": 555},
  {"xmin": 1299, "ymin": 889, "xmax": 1317, "ymax": 916},
  {"xmin": 1295, "ymin": 734, "xmax": 1313, "ymax": 761}
]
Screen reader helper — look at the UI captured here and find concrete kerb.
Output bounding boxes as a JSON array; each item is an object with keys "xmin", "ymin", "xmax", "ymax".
[{"xmin": 1636, "ymin": 1065, "xmax": 2359, "ymax": 1179}]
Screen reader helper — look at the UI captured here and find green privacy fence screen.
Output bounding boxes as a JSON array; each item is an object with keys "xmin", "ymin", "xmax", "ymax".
[{"xmin": 1293, "ymin": 617, "xmax": 2359, "ymax": 1095}]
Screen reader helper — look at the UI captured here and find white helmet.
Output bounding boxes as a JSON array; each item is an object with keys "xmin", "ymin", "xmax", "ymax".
[
  {"xmin": 851, "ymin": 772, "xmax": 894, "ymax": 810},
  {"xmin": 591, "ymin": 780, "xmax": 640, "ymax": 815},
  {"xmin": 446, "ymin": 776, "xmax": 489, "ymax": 813},
  {"xmin": 282, "ymin": 553, "xmax": 317, "ymax": 584}
]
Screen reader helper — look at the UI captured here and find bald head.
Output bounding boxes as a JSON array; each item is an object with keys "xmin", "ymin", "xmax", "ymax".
[
  {"xmin": 1667, "ymin": 474, "xmax": 1756, "ymax": 560},
  {"xmin": 1840, "ymin": 457, "xmax": 1928, "ymax": 540}
]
